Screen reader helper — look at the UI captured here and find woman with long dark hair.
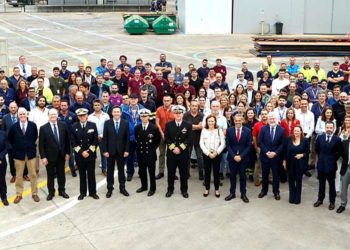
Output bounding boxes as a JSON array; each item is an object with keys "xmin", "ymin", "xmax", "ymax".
[
  {"xmin": 244, "ymin": 107, "xmax": 258, "ymax": 182},
  {"xmin": 15, "ymin": 79, "xmax": 29, "ymax": 107},
  {"xmin": 283, "ymin": 125, "xmax": 310, "ymax": 204},
  {"xmin": 200, "ymin": 115, "xmax": 226, "ymax": 198}
]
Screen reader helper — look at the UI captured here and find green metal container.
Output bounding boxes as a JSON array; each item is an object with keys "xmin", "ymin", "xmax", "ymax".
[
  {"xmin": 152, "ymin": 15, "xmax": 177, "ymax": 35},
  {"xmin": 124, "ymin": 15, "xmax": 149, "ymax": 35},
  {"xmin": 123, "ymin": 13, "xmax": 177, "ymax": 29}
]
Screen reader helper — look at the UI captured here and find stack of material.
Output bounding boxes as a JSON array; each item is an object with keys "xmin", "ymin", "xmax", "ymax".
[{"xmin": 250, "ymin": 35, "xmax": 350, "ymax": 57}]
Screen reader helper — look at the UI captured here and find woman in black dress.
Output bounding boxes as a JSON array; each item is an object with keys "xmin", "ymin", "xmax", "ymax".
[{"xmin": 283, "ymin": 125, "xmax": 310, "ymax": 204}]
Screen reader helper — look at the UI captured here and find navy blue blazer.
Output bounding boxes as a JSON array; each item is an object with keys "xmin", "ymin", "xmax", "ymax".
[
  {"xmin": 0, "ymin": 130, "xmax": 8, "ymax": 161},
  {"xmin": 258, "ymin": 125, "xmax": 285, "ymax": 163},
  {"xmin": 8, "ymin": 121, "xmax": 38, "ymax": 160},
  {"xmin": 1, "ymin": 113, "xmax": 17, "ymax": 134},
  {"xmin": 315, "ymin": 134, "xmax": 341, "ymax": 173},
  {"xmin": 226, "ymin": 126, "xmax": 252, "ymax": 162}
]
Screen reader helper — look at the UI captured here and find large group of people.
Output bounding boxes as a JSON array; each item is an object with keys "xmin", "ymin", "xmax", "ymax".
[{"xmin": 0, "ymin": 54, "xmax": 350, "ymax": 215}]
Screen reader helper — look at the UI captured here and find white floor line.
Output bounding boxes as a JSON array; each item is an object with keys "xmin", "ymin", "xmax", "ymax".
[
  {"xmin": 24, "ymin": 13, "xmax": 242, "ymax": 70},
  {"xmin": 0, "ymin": 171, "xmax": 116, "ymax": 239},
  {"xmin": 0, "ymin": 18, "xmax": 107, "ymax": 61}
]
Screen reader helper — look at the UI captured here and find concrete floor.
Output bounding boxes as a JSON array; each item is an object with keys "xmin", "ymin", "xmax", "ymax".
[{"xmin": 0, "ymin": 10, "xmax": 349, "ymax": 250}]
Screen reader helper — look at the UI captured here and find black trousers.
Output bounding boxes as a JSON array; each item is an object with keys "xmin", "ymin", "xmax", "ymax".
[
  {"xmin": 318, "ymin": 170, "xmax": 336, "ymax": 203},
  {"xmin": 0, "ymin": 160, "xmax": 7, "ymax": 199},
  {"xmin": 203, "ymin": 154, "xmax": 221, "ymax": 191},
  {"xmin": 107, "ymin": 154, "xmax": 126, "ymax": 191},
  {"xmin": 46, "ymin": 157, "xmax": 66, "ymax": 195},
  {"xmin": 138, "ymin": 159, "xmax": 156, "ymax": 191},
  {"xmin": 9, "ymin": 150, "xmax": 28, "ymax": 177},
  {"xmin": 287, "ymin": 165, "xmax": 303, "ymax": 203},
  {"xmin": 77, "ymin": 160, "xmax": 96, "ymax": 195},
  {"xmin": 167, "ymin": 157, "xmax": 189, "ymax": 193}
]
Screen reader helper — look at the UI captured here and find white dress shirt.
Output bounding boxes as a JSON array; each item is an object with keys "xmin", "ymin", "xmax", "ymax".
[
  {"xmin": 17, "ymin": 63, "xmax": 31, "ymax": 79},
  {"xmin": 50, "ymin": 122, "xmax": 60, "ymax": 140},
  {"xmin": 88, "ymin": 111, "xmax": 110, "ymax": 137},
  {"xmin": 28, "ymin": 107, "xmax": 49, "ymax": 132},
  {"xmin": 296, "ymin": 110, "xmax": 315, "ymax": 138}
]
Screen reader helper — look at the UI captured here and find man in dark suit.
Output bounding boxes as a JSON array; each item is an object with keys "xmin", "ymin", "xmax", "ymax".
[
  {"xmin": 71, "ymin": 108, "xmax": 99, "ymax": 200},
  {"xmin": 2, "ymin": 101, "xmax": 29, "ymax": 183},
  {"xmin": 337, "ymin": 138, "xmax": 350, "ymax": 213},
  {"xmin": 258, "ymin": 113, "xmax": 285, "ymax": 200},
  {"xmin": 0, "ymin": 130, "xmax": 8, "ymax": 206},
  {"xmin": 102, "ymin": 106, "xmax": 130, "ymax": 198},
  {"xmin": 165, "ymin": 105, "xmax": 192, "ymax": 198},
  {"xmin": 225, "ymin": 114, "xmax": 252, "ymax": 203},
  {"xmin": 314, "ymin": 121, "xmax": 342, "ymax": 210},
  {"xmin": 8, "ymin": 107, "xmax": 39, "ymax": 204},
  {"xmin": 39, "ymin": 108, "xmax": 71, "ymax": 200},
  {"xmin": 134, "ymin": 109, "xmax": 161, "ymax": 196}
]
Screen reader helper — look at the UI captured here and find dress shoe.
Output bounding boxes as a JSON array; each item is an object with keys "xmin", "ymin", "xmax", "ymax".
[
  {"xmin": 106, "ymin": 191, "xmax": 112, "ymax": 198},
  {"xmin": 14, "ymin": 196, "xmax": 22, "ymax": 204},
  {"xmin": 328, "ymin": 203, "xmax": 335, "ymax": 210},
  {"xmin": 127, "ymin": 176, "xmax": 132, "ymax": 182},
  {"xmin": 71, "ymin": 171, "xmax": 77, "ymax": 177},
  {"xmin": 174, "ymin": 175, "xmax": 179, "ymax": 180},
  {"xmin": 203, "ymin": 190, "xmax": 209, "ymax": 197},
  {"xmin": 304, "ymin": 171, "xmax": 312, "ymax": 177},
  {"xmin": 147, "ymin": 190, "xmax": 155, "ymax": 196},
  {"xmin": 336, "ymin": 206, "xmax": 346, "ymax": 214},
  {"xmin": 59, "ymin": 192, "xmax": 70, "ymax": 199},
  {"xmin": 120, "ymin": 189, "xmax": 130, "ymax": 197},
  {"xmin": 78, "ymin": 194, "xmax": 86, "ymax": 200},
  {"xmin": 255, "ymin": 179, "xmax": 261, "ymax": 186},
  {"xmin": 102, "ymin": 170, "xmax": 107, "ymax": 176},
  {"xmin": 89, "ymin": 193, "xmax": 100, "ymax": 200},
  {"xmin": 2, "ymin": 199, "xmax": 9, "ymax": 206},
  {"xmin": 32, "ymin": 194, "xmax": 40, "ymax": 202},
  {"xmin": 136, "ymin": 187, "xmax": 147, "ymax": 193},
  {"xmin": 23, "ymin": 175, "xmax": 30, "ymax": 181},
  {"xmin": 258, "ymin": 192, "xmax": 267, "ymax": 198},
  {"xmin": 165, "ymin": 191, "xmax": 173, "ymax": 198},
  {"xmin": 225, "ymin": 173, "xmax": 230, "ymax": 178},
  {"xmin": 155, "ymin": 173, "xmax": 164, "ymax": 180},
  {"xmin": 199, "ymin": 173, "xmax": 204, "ymax": 181},
  {"xmin": 313, "ymin": 200, "xmax": 323, "ymax": 207},
  {"xmin": 241, "ymin": 195, "xmax": 249, "ymax": 203},
  {"xmin": 46, "ymin": 193, "xmax": 54, "ymax": 201},
  {"xmin": 225, "ymin": 194, "xmax": 236, "ymax": 201},
  {"xmin": 10, "ymin": 176, "xmax": 16, "ymax": 183},
  {"xmin": 215, "ymin": 191, "xmax": 220, "ymax": 198},
  {"xmin": 274, "ymin": 194, "xmax": 281, "ymax": 200},
  {"xmin": 182, "ymin": 192, "xmax": 189, "ymax": 198}
]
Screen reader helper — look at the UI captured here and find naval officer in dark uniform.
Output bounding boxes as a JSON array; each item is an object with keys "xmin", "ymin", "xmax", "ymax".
[
  {"xmin": 134, "ymin": 108, "xmax": 161, "ymax": 196},
  {"xmin": 165, "ymin": 105, "xmax": 193, "ymax": 198},
  {"xmin": 71, "ymin": 108, "xmax": 99, "ymax": 200}
]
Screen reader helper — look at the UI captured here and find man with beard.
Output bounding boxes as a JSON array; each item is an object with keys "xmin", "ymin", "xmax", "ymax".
[
  {"xmin": 332, "ymin": 92, "xmax": 348, "ymax": 129},
  {"xmin": 59, "ymin": 60, "xmax": 71, "ymax": 81},
  {"xmin": 155, "ymin": 53, "xmax": 172, "ymax": 80}
]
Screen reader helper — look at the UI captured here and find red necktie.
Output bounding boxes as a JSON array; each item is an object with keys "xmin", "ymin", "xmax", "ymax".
[{"xmin": 237, "ymin": 128, "xmax": 241, "ymax": 142}]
